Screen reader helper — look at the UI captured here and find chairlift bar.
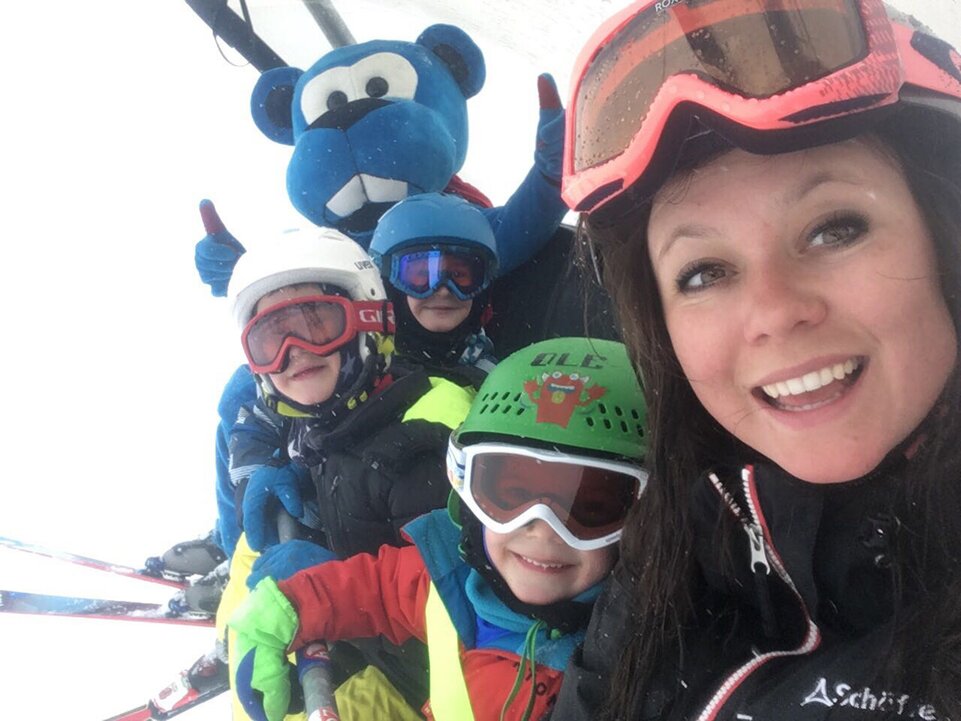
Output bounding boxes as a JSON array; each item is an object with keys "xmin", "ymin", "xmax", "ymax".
[
  {"xmin": 184, "ymin": 0, "xmax": 287, "ymax": 71},
  {"xmin": 302, "ymin": 0, "xmax": 355, "ymax": 48}
]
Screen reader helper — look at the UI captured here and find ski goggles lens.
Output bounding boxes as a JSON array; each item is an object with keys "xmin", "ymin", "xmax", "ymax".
[
  {"xmin": 242, "ymin": 295, "xmax": 393, "ymax": 375},
  {"xmin": 391, "ymin": 247, "xmax": 490, "ymax": 301},
  {"xmin": 449, "ymin": 442, "xmax": 646, "ymax": 550},
  {"xmin": 564, "ymin": 0, "xmax": 900, "ymax": 212}
]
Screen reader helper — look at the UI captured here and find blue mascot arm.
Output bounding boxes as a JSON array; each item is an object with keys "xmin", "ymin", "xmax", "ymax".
[
  {"xmin": 195, "ymin": 199, "xmax": 247, "ymax": 297},
  {"xmin": 216, "ymin": 364, "xmax": 259, "ymax": 557},
  {"xmin": 484, "ymin": 74, "xmax": 569, "ymax": 275}
]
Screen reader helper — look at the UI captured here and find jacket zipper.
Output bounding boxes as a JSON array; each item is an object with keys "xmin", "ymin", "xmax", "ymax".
[{"xmin": 696, "ymin": 466, "xmax": 822, "ymax": 721}]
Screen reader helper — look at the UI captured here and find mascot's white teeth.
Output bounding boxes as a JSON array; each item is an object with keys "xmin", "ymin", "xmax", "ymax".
[{"xmin": 326, "ymin": 175, "xmax": 408, "ymax": 217}]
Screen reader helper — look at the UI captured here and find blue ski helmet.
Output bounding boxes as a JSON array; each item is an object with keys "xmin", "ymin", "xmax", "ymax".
[{"xmin": 368, "ymin": 192, "xmax": 499, "ymax": 281}]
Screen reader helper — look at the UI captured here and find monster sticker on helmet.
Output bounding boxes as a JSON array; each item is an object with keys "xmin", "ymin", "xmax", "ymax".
[{"xmin": 524, "ymin": 373, "xmax": 607, "ymax": 428}]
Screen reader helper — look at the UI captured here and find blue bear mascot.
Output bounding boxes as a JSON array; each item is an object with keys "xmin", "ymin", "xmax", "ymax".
[{"xmin": 194, "ymin": 25, "xmax": 569, "ymax": 559}]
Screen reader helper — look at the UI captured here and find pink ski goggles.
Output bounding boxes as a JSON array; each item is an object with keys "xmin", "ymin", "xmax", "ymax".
[
  {"xmin": 242, "ymin": 295, "xmax": 393, "ymax": 375},
  {"xmin": 563, "ymin": 0, "xmax": 961, "ymax": 214}
]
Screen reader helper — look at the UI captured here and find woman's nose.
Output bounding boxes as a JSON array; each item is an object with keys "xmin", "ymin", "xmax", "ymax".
[{"xmin": 741, "ymin": 264, "xmax": 827, "ymax": 344}]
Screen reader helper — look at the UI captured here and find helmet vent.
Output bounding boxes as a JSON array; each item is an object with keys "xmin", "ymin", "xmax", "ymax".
[{"xmin": 479, "ymin": 391, "xmax": 530, "ymax": 418}]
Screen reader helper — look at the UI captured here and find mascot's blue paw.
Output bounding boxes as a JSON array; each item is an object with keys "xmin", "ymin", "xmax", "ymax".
[
  {"xmin": 195, "ymin": 199, "xmax": 246, "ymax": 297},
  {"xmin": 535, "ymin": 73, "xmax": 565, "ymax": 184}
]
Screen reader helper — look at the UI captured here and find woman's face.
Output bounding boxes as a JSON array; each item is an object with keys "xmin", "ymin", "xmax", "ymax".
[{"xmin": 646, "ymin": 139, "xmax": 957, "ymax": 483}]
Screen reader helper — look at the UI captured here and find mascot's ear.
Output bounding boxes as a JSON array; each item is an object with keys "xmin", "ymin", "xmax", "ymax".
[
  {"xmin": 250, "ymin": 66, "xmax": 304, "ymax": 146},
  {"xmin": 416, "ymin": 24, "xmax": 485, "ymax": 99}
]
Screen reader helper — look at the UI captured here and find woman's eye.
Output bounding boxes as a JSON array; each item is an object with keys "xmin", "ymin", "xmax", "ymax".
[
  {"xmin": 807, "ymin": 213, "xmax": 868, "ymax": 249},
  {"xmin": 675, "ymin": 262, "xmax": 728, "ymax": 293}
]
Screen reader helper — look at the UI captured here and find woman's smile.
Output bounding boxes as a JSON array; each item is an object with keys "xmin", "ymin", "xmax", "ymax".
[{"xmin": 753, "ymin": 356, "xmax": 864, "ymax": 411}]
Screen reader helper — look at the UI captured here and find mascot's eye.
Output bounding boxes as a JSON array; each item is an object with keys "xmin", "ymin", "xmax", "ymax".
[
  {"xmin": 327, "ymin": 90, "xmax": 349, "ymax": 111},
  {"xmin": 366, "ymin": 77, "xmax": 389, "ymax": 98},
  {"xmin": 351, "ymin": 53, "xmax": 418, "ymax": 102}
]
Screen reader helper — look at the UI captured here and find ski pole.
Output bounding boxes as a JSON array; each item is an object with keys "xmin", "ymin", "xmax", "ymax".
[
  {"xmin": 297, "ymin": 643, "xmax": 340, "ymax": 721},
  {"xmin": 275, "ymin": 508, "xmax": 341, "ymax": 720}
]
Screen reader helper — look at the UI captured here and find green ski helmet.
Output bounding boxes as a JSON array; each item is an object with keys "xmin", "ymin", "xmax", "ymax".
[
  {"xmin": 452, "ymin": 337, "xmax": 647, "ymax": 460},
  {"xmin": 447, "ymin": 337, "xmax": 647, "ymax": 552}
]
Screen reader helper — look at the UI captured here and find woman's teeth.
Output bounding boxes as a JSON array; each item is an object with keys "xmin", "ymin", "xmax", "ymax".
[{"xmin": 761, "ymin": 358, "xmax": 860, "ymax": 399}]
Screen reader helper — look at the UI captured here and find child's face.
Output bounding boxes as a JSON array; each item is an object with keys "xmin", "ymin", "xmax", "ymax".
[
  {"xmin": 407, "ymin": 287, "xmax": 472, "ymax": 332},
  {"xmin": 484, "ymin": 522, "xmax": 616, "ymax": 606},
  {"xmin": 254, "ymin": 285, "xmax": 342, "ymax": 406}
]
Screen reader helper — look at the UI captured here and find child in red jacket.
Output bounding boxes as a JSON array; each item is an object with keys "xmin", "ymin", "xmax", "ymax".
[{"xmin": 230, "ymin": 336, "xmax": 648, "ymax": 721}]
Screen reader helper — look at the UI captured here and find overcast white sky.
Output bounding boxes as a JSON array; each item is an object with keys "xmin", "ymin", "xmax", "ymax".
[{"xmin": 1, "ymin": 1, "xmax": 959, "ymax": 718}]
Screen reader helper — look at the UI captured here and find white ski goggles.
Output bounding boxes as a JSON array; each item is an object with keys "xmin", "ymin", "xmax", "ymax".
[{"xmin": 447, "ymin": 440, "xmax": 647, "ymax": 551}]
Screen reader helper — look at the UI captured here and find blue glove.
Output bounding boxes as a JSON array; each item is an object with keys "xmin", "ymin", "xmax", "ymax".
[
  {"xmin": 533, "ymin": 73, "xmax": 565, "ymax": 185},
  {"xmin": 248, "ymin": 540, "xmax": 337, "ymax": 589},
  {"xmin": 243, "ymin": 463, "xmax": 310, "ymax": 552},
  {"xmin": 235, "ymin": 648, "xmax": 303, "ymax": 721},
  {"xmin": 195, "ymin": 199, "xmax": 246, "ymax": 297}
]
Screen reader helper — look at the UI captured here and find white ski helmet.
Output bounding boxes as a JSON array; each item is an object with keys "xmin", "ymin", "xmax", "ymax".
[
  {"xmin": 229, "ymin": 227, "xmax": 386, "ymax": 328},
  {"xmin": 227, "ymin": 227, "xmax": 394, "ymax": 418}
]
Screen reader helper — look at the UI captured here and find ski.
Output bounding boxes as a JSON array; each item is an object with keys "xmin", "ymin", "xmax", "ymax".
[
  {"xmin": 0, "ymin": 534, "xmax": 188, "ymax": 589},
  {"xmin": 105, "ymin": 651, "xmax": 229, "ymax": 720},
  {"xmin": 0, "ymin": 590, "xmax": 214, "ymax": 627}
]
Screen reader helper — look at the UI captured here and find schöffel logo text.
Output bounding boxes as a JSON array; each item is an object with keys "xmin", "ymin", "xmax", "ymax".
[{"xmin": 801, "ymin": 678, "xmax": 945, "ymax": 720}]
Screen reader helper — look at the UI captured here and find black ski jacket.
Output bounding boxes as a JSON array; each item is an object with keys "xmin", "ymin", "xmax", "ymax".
[
  {"xmin": 286, "ymin": 364, "xmax": 473, "ymax": 713},
  {"xmin": 287, "ymin": 364, "xmax": 472, "ymax": 559},
  {"xmin": 552, "ymin": 462, "xmax": 947, "ymax": 721}
]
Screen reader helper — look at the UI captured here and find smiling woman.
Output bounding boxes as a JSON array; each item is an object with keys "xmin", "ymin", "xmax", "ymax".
[{"xmin": 552, "ymin": 0, "xmax": 961, "ymax": 718}]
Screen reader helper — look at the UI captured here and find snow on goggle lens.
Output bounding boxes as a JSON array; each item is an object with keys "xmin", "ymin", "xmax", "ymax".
[{"xmin": 562, "ymin": 0, "xmax": 931, "ymax": 212}]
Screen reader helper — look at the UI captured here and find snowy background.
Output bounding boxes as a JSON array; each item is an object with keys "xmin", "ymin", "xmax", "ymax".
[{"xmin": 1, "ymin": 1, "xmax": 958, "ymax": 718}]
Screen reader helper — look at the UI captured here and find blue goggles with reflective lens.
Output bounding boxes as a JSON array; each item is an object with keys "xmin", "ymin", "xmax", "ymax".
[{"xmin": 389, "ymin": 246, "xmax": 492, "ymax": 301}]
